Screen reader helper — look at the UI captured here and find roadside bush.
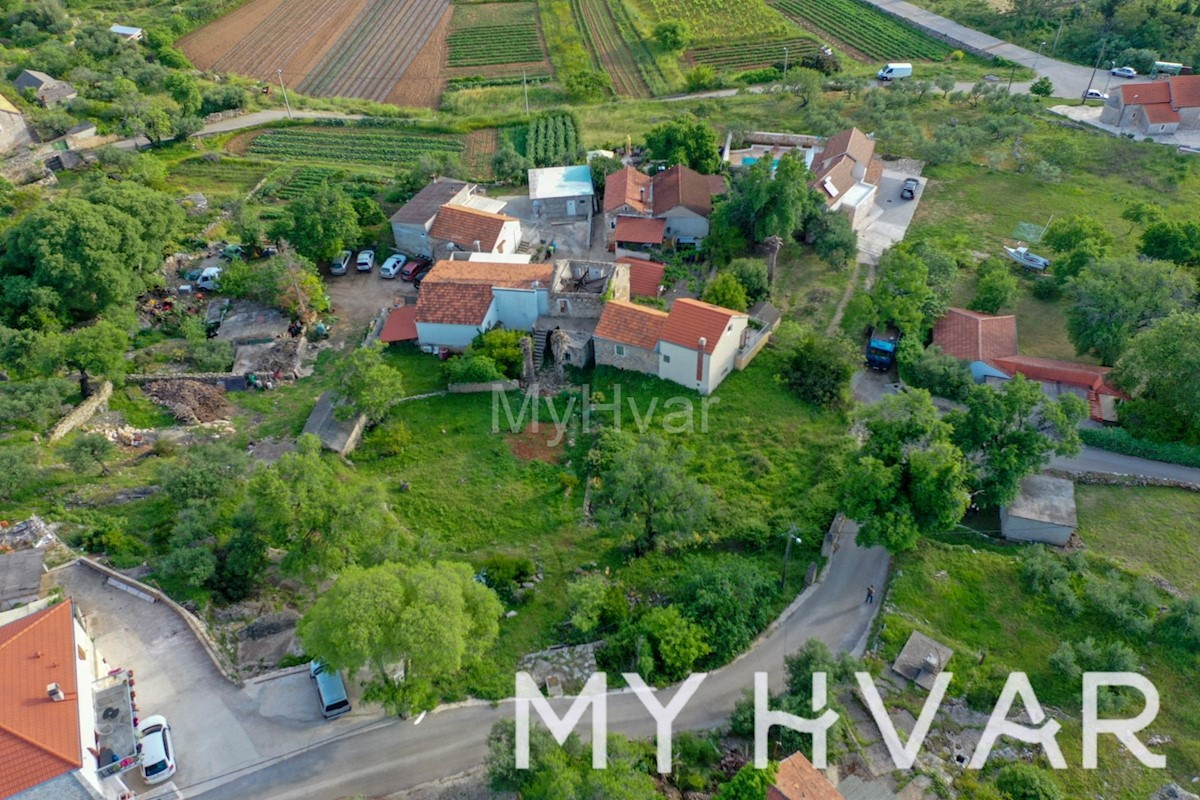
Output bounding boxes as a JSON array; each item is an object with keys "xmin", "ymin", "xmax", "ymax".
[
  {"xmin": 898, "ymin": 342, "xmax": 973, "ymax": 402},
  {"xmin": 200, "ymin": 85, "xmax": 247, "ymax": 115},
  {"xmin": 567, "ymin": 573, "xmax": 628, "ymax": 636},
  {"xmin": 1079, "ymin": 427, "xmax": 1200, "ymax": 468},
  {"xmin": 735, "ymin": 67, "xmax": 781, "ymax": 85},
  {"xmin": 1118, "ymin": 399, "xmax": 1189, "ymax": 444},
  {"xmin": 600, "ymin": 605, "xmax": 710, "ymax": 686},
  {"xmin": 674, "ymin": 555, "xmax": 777, "ymax": 666},
  {"xmin": 995, "ymin": 763, "xmax": 1062, "ymax": 800}
]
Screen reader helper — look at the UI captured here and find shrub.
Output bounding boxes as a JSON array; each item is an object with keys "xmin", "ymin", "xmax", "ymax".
[
  {"xmin": 1029, "ymin": 76, "xmax": 1054, "ymax": 97},
  {"xmin": 469, "ymin": 329, "xmax": 528, "ymax": 378},
  {"xmin": 1048, "ymin": 642, "xmax": 1080, "ymax": 680},
  {"xmin": 0, "ymin": 378, "xmax": 74, "ymax": 431},
  {"xmin": 1020, "ymin": 546, "xmax": 1081, "ymax": 616},
  {"xmin": 995, "ymin": 763, "xmax": 1062, "ymax": 800},
  {"xmin": 1030, "ymin": 277, "xmax": 1063, "ymax": 301},
  {"xmin": 442, "ymin": 354, "xmax": 505, "ymax": 384},
  {"xmin": 1118, "ymin": 399, "xmax": 1189, "ymax": 444},
  {"xmin": 728, "ymin": 258, "xmax": 770, "ymax": 304},
  {"xmin": 1156, "ymin": 596, "xmax": 1200, "ymax": 652},
  {"xmin": 1079, "ymin": 427, "xmax": 1200, "ymax": 468},
  {"xmin": 778, "ymin": 324, "xmax": 860, "ymax": 409},
  {"xmin": 567, "ymin": 574, "xmax": 627, "ymax": 636},
  {"xmin": 1083, "ymin": 571, "xmax": 1153, "ymax": 637},
  {"xmin": 735, "ymin": 67, "xmax": 782, "ymax": 85},
  {"xmin": 898, "ymin": 342, "xmax": 973, "ymax": 402},
  {"xmin": 601, "ymin": 605, "xmax": 710, "ymax": 686},
  {"xmin": 674, "ymin": 555, "xmax": 777, "ymax": 666},
  {"xmin": 480, "ymin": 554, "xmax": 535, "ymax": 602},
  {"xmin": 969, "ymin": 260, "xmax": 1018, "ymax": 314}
]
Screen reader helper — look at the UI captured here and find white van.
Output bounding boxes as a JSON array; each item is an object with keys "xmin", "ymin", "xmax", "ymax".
[{"xmin": 877, "ymin": 63, "xmax": 913, "ymax": 81}]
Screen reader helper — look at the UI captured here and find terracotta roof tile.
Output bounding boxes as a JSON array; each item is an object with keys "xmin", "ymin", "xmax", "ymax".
[
  {"xmin": 1119, "ymin": 81, "xmax": 1172, "ymax": 106},
  {"xmin": 812, "ymin": 156, "xmax": 856, "ymax": 205},
  {"xmin": 604, "ymin": 166, "xmax": 651, "ymax": 214},
  {"xmin": 380, "ymin": 305, "xmax": 418, "ymax": 342},
  {"xmin": 931, "ymin": 308, "xmax": 1018, "ymax": 363},
  {"xmin": 660, "ymin": 297, "xmax": 745, "ymax": 354},
  {"xmin": 864, "ymin": 156, "xmax": 885, "ymax": 186},
  {"xmin": 389, "ymin": 179, "xmax": 469, "ymax": 224},
  {"xmin": 991, "ymin": 354, "xmax": 1124, "ymax": 396},
  {"xmin": 1142, "ymin": 103, "xmax": 1181, "ymax": 123},
  {"xmin": 770, "ymin": 751, "xmax": 845, "ymax": 800},
  {"xmin": 595, "ymin": 300, "xmax": 668, "ymax": 350},
  {"xmin": 0, "ymin": 602, "xmax": 83, "ymax": 798},
  {"xmin": 613, "ymin": 216, "xmax": 665, "ymax": 244},
  {"xmin": 817, "ymin": 127, "xmax": 874, "ymax": 172},
  {"xmin": 1169, "ymin": 74, "xmax": 1200, "ymax": 108},
  {"xmin": 428, "ymin": 204, "xmax": 517, "ymax": 252},
  {"xmin": 652, "ymin": 164, "xmax": 714, "ymax": 216},
  {"xmin": 617, "ymin": 256, "xmax": 666, "ymax": 297},
  {"xmin": 707, "ymin": 174, "xmax": 729, "ymax": 196},
  {"xmin": 415, "ymin": 261, "xmax": 554, "ymax": 326}
]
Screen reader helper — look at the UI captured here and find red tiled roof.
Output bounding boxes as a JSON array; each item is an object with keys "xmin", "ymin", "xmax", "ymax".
[
  {"xmin": 0, "ymin": 602, "xmax": 83, "ymax": 798},
  {"xmin": 380, "ymin": 305, "xmax": 418, "ymax": 342},
  {"xmin": 652, "ymin": 164, "xmax": 714, "ymax": 217},
  {"xmin": 707, "ymin": 173, "xmax": 729, "ymax": 196},
  {"xmin": 769, "ymin": 752, "xmax": 845, "ymax": 800},
  {"xmin": 614, "ymin": 215, "xmax": 665, "ymax": 244},
  {"xmin": 604, "ymin": 166, "xmax": 651, "ymax": 214},
  {"xmin": 1142, "ymin": 103, "xmax": 1181, "ymax": 124},
  {"xmin": 991, "ymin": 354, "xmax": 1124, "ymax": 396},
  {"xmin": 864, "ymin": 156, "xmax": 885, "ymax": 187},
  {"xmin": 660, "ymin": 297, "xmax": 744, "ymax": 354},
  {"xmin": 617, "ymin": 256, "xmax": 666, "ymax": 298},
  {"xmin": 817, "ymin": 127, "xmax": 874, "ymax": 172},
  {"xmin": 415, "ymin": 260, "xmax": 553, "ymax": 326},
  {"xmin": 428, "ymin": 204, "xmax": 516, "ymax": 252},
  {"xmin": 1119, "ymin": 81, "xmax": 1172, "ymax": 106},
  {"xmin": 595, "ymin": 300, "xmax": 668, "ymax": 350},
  {"xmin": 812, "ymin": 156, "xmax": 856, "ymax": 205},
  {"xmin": 1169, "ymin": 74, "xmax": 1200, "ymax": 108},
  {"xmin": 932, "ymin": 307, "xmax": 1018, "ymax": 363}
]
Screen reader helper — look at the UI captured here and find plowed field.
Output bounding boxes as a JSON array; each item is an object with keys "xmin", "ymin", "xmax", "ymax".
[{"xmin": 179, "ymin": 0, "xmax": 451, "ymax": 104}]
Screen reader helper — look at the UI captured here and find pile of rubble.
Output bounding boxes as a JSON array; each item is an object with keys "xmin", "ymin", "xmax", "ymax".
[
  {"xmin": 93, "ymin": 425, "xmax": 155, "ymax": 447},
  {"xmin": 233, "ymin": 337, "xmax": 305, "ymax": 379},
  {"xmin": 144, "ymin": 379, "xmax": 231, "ymax": 424}
]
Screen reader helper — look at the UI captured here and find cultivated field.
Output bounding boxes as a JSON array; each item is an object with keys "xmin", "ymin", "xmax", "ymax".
[
  {"xmin": 573, "ymin": 0, "xmax": 651, "ymax": 97},
  {"xmin": 244, "ymin": 126, "xmax": 465, "ymax": 167},
  {"xmin": 770, "ymin": 0, "xmax": 951, "ymax": 60},
  {"xmin": 179, "ymin": 0, "xmax": 452, "ymax": 104},
  {"xmin": 689, "ymin": 35, "xmax": 821, "ymax": 71},
  {"xmin": 630, "ymin": 0, "xmax": 795, "ymax": 44},
  {"xmin": 447, "ymin": 3, "xmax": 545, "ymax": 67}
]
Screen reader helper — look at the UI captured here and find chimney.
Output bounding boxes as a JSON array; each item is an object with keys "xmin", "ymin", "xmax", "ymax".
[
  {"xmin": 47, "ymin": 683, "xmax": 65, "ymax": 702},
  {"xmin": 696, "ymin": 337, "xmax": 706, "ymax": 383}
]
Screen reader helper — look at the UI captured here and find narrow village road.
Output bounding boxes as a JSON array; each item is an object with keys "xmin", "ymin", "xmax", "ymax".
[
  {"xmin": 191, "ymin": 527, "xmax": 890, "ymax": 800},
  {"xmin": 1050, "ymin": 445, "xmax": 1200, "ymax": 484}
]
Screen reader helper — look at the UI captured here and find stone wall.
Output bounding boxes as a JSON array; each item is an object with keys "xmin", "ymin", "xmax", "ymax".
[
  {"xmin": 1044, "ymin": 468, "xmax": 1200, "ymax": 493},
  {"xmin": 448, "ymin": 379, "xmax": 520, "ymax": 393},
  {"xmin": 595, "ymin": 339, "xmax": 658, "ymax": 377},
  {"xmin": 744, "ymin": 131, "xmax": 823, "ymax": 148},
  {"xmin": 47, "ymin": 381, "xmax": 112, "ymax": 442},
  {"xmin": 126, "ymin": 372, "xmax": 236, "ymax": 385}
]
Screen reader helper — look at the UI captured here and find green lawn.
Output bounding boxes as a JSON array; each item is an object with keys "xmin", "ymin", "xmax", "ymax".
[
  {"xmin": 1075, "ymin": 485, "xmax": 1200, "ymax": 595},
  {"xmin": 773, "ymin": 243, "xmax": 854, "ymax": 332}
]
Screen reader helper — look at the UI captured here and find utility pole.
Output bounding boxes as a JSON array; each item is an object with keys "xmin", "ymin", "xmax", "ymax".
[
  {"xmin": 779, "ymin": 525, "xmax": 802, "ymax": 590},
  {"xmin": 523, "ymin": 69, "xmax": 530, "ymax": 116},
  {"xmin": 783, "ymin": 46, "xmax": 789, "ymax": 77},
  {"xmin": 1008, "ymin": 62, "xmax": 1017, "ymax": 91},
  {"xmin": 1051, "ymin": 18, "xmax": 1064, "ymax": 57},
  {"xmin": 1033, "ymin": 41, "xmax": 1046, "ymax": 73},
  {"xmin": 1103, "ymin": 60, "xmax": 1116, "ymax": 94},
  {"xmin": 277, "ymin": 69, "xmax": 293, "ymax": 120},
  {"xmin": 1081, "ymin": 37, "xmax": 1108, "ymax": 104}
]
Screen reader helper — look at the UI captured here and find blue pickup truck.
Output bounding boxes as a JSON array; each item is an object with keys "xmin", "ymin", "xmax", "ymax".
[{"xmin": 865, "ymin": 326, "xmax": 901, "ymax": 371}]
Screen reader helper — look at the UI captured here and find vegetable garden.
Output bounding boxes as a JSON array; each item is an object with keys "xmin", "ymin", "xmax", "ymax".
[
  {"xmin": 630, "ymin": 0, "xmax": 795, "ymax": 45},
  {"xmin": 771, "ymin": 0, "xmax": 951, "ymax": 60},
  {"xmin": 525, "ymin": 112, "xmax": 583, "ymax": 167},
  {"xmin": 690, "ymin": 36, "xmax": 820, "ymax": 71},
  {"xmin": 447, "ymin": 2, "xmax": 545, "ymax": 67},
  {"xmin": 246, "ymin": 127, "xmax": 465, "ymax": 167}
]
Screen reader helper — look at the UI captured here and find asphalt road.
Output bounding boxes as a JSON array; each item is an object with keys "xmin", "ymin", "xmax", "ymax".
[
  {"xmin": 1049, "ymin": 445, "xmax": 1200, "ymax": 483},
  {"xmin": 192, "ymin": 528, "xmax": 890, "ymax": 800}
]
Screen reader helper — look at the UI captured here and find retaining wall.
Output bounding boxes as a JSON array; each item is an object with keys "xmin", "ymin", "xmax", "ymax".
[
  {"xmin": 48, "ymin": 381, "xmax": 112, "ymax": 443},
  {"xmin": 1045, "ymin": 468, "xmax": 1200, "ymax": 493},
  {"xmin": 448, "ymin": 379, "xmax": 520, "ymax": 394}
]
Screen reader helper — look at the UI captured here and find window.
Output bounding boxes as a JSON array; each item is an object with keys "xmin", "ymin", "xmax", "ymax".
[
  {"xmin": 662, "ymin": 354, "xmax": 671, "ymax": 363},
  {"xmin": 558, "ymin": 299, "xmax": 569, "ymax": 313},
  {"xmin": 615, "ymin": 345, "xmax": 625, "ymax": 356},
  {"xmin": 565, "ymin": 352, "xmax": 572, "ymax": 362}
]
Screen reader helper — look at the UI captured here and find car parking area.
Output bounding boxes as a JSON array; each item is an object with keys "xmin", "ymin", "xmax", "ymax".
[{"xmin": 52, "ymin": 563, "xmax": 382, "ymax": 796}]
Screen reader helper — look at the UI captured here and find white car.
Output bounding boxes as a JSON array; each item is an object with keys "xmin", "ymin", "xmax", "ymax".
[
  {"xmin": 138, "ymin": 715, "xmax": 177, "ymax": 784},
  {"xmin": 1110, "ymin": 66, "xmax": 1137, "ymax": 78},
  {"xmin": 379, "ymin": 253, "xmax": 407, "ymax": 279},
  {"xmin": 1084, "ymin": 89, "xmax": 1109, "ymax": 101},
  {"xmin": 196, "ymin": 266, "xmax": 221, "ymax": 292},
  {"xmin": 356, "ymin": 249, "xmax": 375, "ymax": 272},
  {"xmin": 330, "ymin": 249, "xmax": 352, "ymax": 276}
]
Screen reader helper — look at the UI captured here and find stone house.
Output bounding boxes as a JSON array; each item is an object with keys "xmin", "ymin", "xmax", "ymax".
[
  {"xmin": 594, "ymin": 297, "xmax": 754, "ymax": 395},
  {"xmin": 428, "ymin": 204, "xmax": 521, "ymax": 257},
  {"xmin": 13, "ymin": 70, "xmax": 76, "ymax": 107},
  {"xmin": 0, "ymin": 93, "xmax": 31, "ymax": 153},
  {"xmin": 1100, "ymin": 75, "xmax": 1200, "ymax": 135},
  {"xmin": 535, "ymin": 260, "xmax": 631, "ymax": 367},
  {"xmin": 1000, "ymin": 474, "xmax": 1077, "ymax": 546},
  {"xmin": 389, "ymin": 178, "xmax": 473, "ymax": 257},
  {"xmin": 810, "ymin": 127, "xmax": 882, "ymax": 230},
  {"xmin": 603, "ymin": 164, "xmax": 726, "ymax": 248},
  {"xmin": 414, "ymin": 260, "xmax": 555, "ymax": 351}
]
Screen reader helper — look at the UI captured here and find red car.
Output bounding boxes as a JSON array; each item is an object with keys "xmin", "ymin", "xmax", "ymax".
[{"xmin": 399, "ymin": 257, "xmax": 432, "ymax": 281}]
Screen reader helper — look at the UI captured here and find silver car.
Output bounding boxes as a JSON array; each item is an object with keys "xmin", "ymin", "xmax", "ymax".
[
  {"xmin": 330, "ymin": 249, "xmax": 352, "ymax": 276},
  {"xmin": 356, "ymin": 249, "xmax": 375, "ymax": 272},
  {"xmin": 379, "ymin": 253, "xmax": 407, "ymax": 279}
]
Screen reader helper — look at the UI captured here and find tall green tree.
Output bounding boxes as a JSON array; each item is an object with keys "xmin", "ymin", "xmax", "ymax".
[
  {"xmin": 1112, "ymin": 312, "xmax": 1200, "ymax": 437},
  {"xmin": 1066, "ymin": 257, "xmax": 1196, "ymax": 365},
  {"xmin": 702, "ymin": 271, "xmax": 749, "ymax": 311},
  {"xmin": 592, "ymin": 431, "xmax": 711, "ymax": 555},
  {"xmin": 842, "ymin": 389, "xmax": 971, "ymax": 552},
  {"xmin": 948, "ymin": 376, "xmax": 1088, "ymax": 508},
  {"xmin": 1042, "ymin": 215, "xmax": 1115, "ymax": 282},
  {"xmin": 277, "ymin": 183, "xmax": 360, "ymax": 264},
  {"xmin": 969, "ymin": 261, "xmax": 1018, "ymax": 314},
  {"xmin": 336, "ymin": 341, "xmax": 405, "ymax": 423},
  {"xmin": 297, "ymin": 560, "xmax": 502, "ymax": 715},
  {"xmin": 871, "ymin": 247, "xmax": 936, "ymax": 336},
  {"xmin": 778, "ymin": 323, "xmax": 859, "ymax": 409},
  {"xmin": 1140, "ymin": 219, "xmax": 1200, "ymax": 267},
  {"xmin": 644, "ymin": 116, "xmax": 720, "ymax": 173}
]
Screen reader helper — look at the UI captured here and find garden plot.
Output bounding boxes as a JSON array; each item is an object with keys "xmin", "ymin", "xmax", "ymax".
[{"xmin": 771, "ymin": 0, "xmax": 951, "ymax": 61}]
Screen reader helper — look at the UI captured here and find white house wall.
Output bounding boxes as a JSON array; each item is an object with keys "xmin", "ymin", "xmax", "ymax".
[
  {"xmin": 658, "ymin": 207, "xmax": 709, "ymax": 241},
  {"xmin": 705, "ymin": 316, "xmax": 746, "ymax": 393},
  {"xmin": 492, "ymin": 287, "xmax": 545, "ymax": 331},
  {"xmin": 497, "ymin": 220, "xmax": 522, "ymax": 254},
  {"xmin": 658, "ymin": 340, "xmax": 705, "ymax": 393}
]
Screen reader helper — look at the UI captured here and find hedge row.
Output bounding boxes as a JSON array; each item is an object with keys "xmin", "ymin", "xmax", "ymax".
[{"xmin": 1079, "ymin": 428, "xmax": 1200, "ymax": 469}]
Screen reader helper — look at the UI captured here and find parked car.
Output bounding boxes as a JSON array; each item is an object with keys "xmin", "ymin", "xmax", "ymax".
[
  {"xmin": 379, "ymin": 253, "xmax": 407, "ymax": 279},
  {"xmin": 1084, "ymin": 89, "xmax": 1109, "ymax": 101},
  {"xmin": 399, "ymin": 256, "xmax": 431, "ymax": 281},
  {"xmin": 900, "ymin": 177, "xmax": 919, "ymax": 200},
  {"xmin": 356, "ymin": 249, "xmax": 375, "ymax": 272},
  {"xmin": 1110, "ymin": 66, "xmax": 1137, "ymax": 78},
  {"xmin": 330, "ymin": 249, "xmax": 352, "ymax": 276},
  {"xmin": 876, "ymin": 62, "xmax": 912, "ymax": 81},
  {"xmin": 410, "ymin": 262, "xmax": 435, "ymax": 289},
  {"xmin": 310, "ymin": 661, "xmax": 351, "ymax": 719},
  {"xmin": 138, "ymin": 715, "xmax": 177, "ymax": 784},
  {"xmin": 219, "ymin": 244, "xmax": 245, "ymax": 261},
  {"xmin": 196, "ymin": 266, "xmax": 222, "ymax": 292}
]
